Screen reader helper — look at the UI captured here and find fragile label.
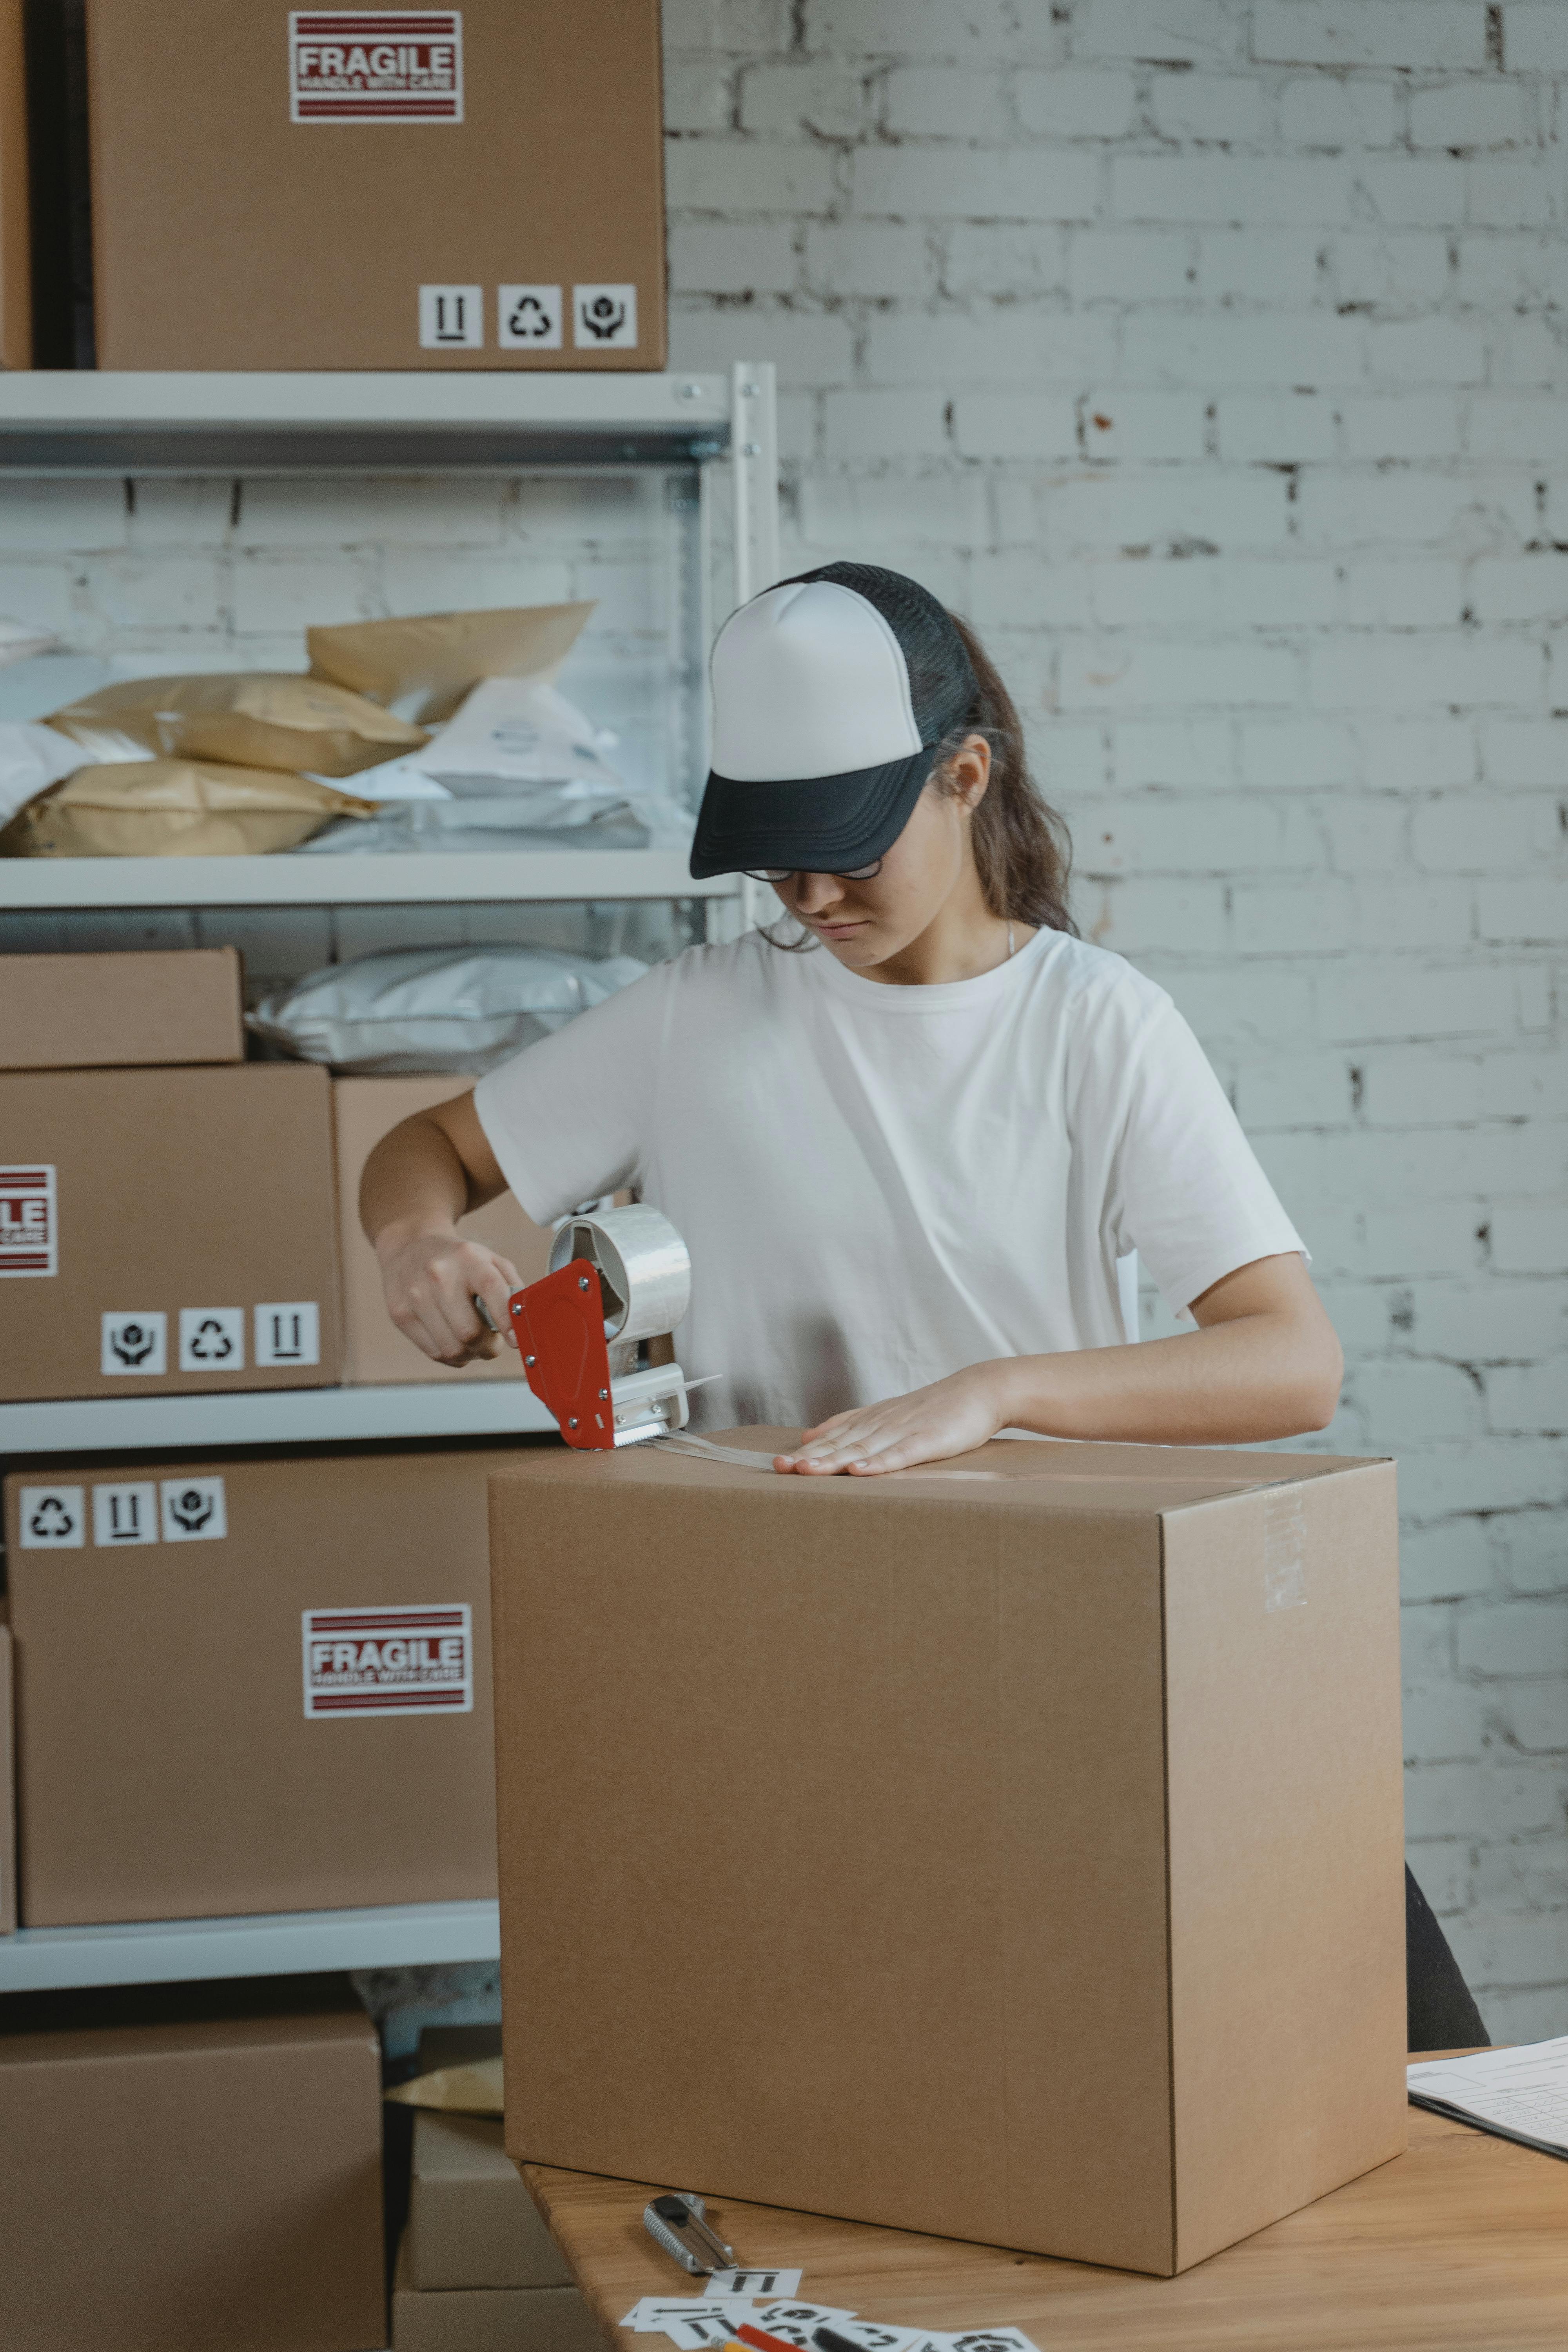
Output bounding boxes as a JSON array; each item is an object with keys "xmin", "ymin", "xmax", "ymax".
[
  {"xmin": 0, "ymin": 1164, "xmax": 56, "ymax": 1276},
  {"xmin": 303, "ymin": 1604, "xmax": 472, "ymax": 1718},
  {"xmin": 290, "ymin": 10, "xmax": 463, "ymax": 121}
]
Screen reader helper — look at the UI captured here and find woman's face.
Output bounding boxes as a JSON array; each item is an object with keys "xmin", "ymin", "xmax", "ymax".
[{"xmin": 769, "ymin": 738, "xmax": 991, "ymax": 972}]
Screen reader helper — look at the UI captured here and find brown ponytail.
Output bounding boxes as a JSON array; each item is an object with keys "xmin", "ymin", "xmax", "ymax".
[{"xmin": 940, "ymin": 613, "xmax": 1076, "ymax": 936}]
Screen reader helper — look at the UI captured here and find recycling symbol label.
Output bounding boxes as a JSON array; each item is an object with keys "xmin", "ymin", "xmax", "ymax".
[
  {"xmin": 160, "ymin": 1476, "xmax": 227, "ymax": 1544},
  {"xmin": 179, "ymin": 1306, "xmax": 245, "ymax": 1373},
  {"xmin": 572, "ymin": 283, "xmax": 637, "ymax": 350},
  {"xmin": 101, "ymin": 1310, "xmax": 167, "ymax": 1376},
  {"xmin": 18, "ymin": 1485, "xmax": 85, "ymax": 1549},
  {"xmin": 498, "ymin": 283, "xmax": 562, "ymax": 350}
]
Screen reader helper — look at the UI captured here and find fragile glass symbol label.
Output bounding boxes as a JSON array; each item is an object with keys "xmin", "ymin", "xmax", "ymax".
[{"xmin": 290, "ymin": 10, "xmax": 463, "ymax": 122}]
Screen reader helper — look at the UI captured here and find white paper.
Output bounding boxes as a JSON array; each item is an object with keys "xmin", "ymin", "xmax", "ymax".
[
  {"xmin": 622, "ymin": 2298, "xmax": 759, "ymax": 2337},
  {"xmin": 1408, "ymin": 2036, "xmax": 1568, "ymax": 2158},
  {"xmin": 706, "ymin": 2272, "xmax": 802, "ymax": 2302},
  {"xmin": 824, "ymin": 2326, "xmax": 925, "ymax": 2352},
  {"xmin": 944, "ymin": 2330, "xmax": 1042, "ymax": 2352},
  {"xmin": 661, "ymin": 2310, "xmax": 760, "ymax": 2349},
  {"xmin": 742, "ymin": 2306, "xmax": 858, "ymax": 2347}
]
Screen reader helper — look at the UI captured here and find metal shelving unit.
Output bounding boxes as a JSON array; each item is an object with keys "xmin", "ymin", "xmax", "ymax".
[
  {"xmin": 0, "ymin": 363, "xmax": 780, "ymax": 1984},
  {"xmin": 0, "ymin": 1381, "xmax": 555, "ymax": 1456},
  {"xmin": 0, "ymin": 847, "xmax": 736, "ymax": 910},
  {"xmin": 0, "ymin": 1899, "xmax": 501, "ymax": 1995}
]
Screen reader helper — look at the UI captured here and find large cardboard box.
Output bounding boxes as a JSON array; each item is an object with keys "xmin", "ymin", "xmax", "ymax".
[
  {"xmin": 490, "ymin": 1432, "xmax": 1408, "ymax": 2277},
  {"xmin": 85, "ymin": 0, "xmax": 665, "ymax": 370},
  {"xmin": 0, "ymin": 1062, "xmax": 341, "ymax": 1399},
  {"xmin": 335, "ymin": 1077, "xmax": 552, "ymax": 1385},
  {"xmin": 0, "ymin": 946, "xmax": 245, "ymax": 1068},
  {"xmin": 4, "ymin": 1443, "xmax": 536, "ymax": 1924},
  {"xmin": 0, "ymin": 1978, "xmax": 384, "ymax": 2352},
  {"xmin": 393, "ymin": 2240, "xmax": 602, "ymax": 2352}
]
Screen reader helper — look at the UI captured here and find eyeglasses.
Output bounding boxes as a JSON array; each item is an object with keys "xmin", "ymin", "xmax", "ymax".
[{"xmin": 743, "ymin": 858, "xmax": 884, "ymax": 884}]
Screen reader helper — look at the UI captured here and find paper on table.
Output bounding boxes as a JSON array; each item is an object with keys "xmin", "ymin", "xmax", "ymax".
[
  {"xmin": 1407, "ymin": 2036, "xmax": 1568, "ymax": 2158},
  {"xmin": 706, "ymin": 2272, "xmax": 803, "ymax": 2299}
]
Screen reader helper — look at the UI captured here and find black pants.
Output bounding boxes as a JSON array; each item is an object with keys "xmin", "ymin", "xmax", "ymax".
[{"xmin": 1407, "ymin": 1865, "xmax": 1488, "ymax": 2052}]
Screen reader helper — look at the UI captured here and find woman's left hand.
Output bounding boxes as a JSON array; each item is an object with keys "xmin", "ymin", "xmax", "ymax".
[{"xmin": 775, "ymin": 1363, "xmax": 1012, "ymax": 1476}]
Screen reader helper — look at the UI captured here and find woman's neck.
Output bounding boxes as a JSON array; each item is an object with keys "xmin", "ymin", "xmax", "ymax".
[{"xmin": 863, "ymin": 880, "xmax": 1033, "ymax": 987}]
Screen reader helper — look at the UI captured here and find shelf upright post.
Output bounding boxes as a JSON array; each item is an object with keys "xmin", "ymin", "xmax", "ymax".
[
  {"xmin": 729, "ymin": 360, "xmax": 780, "ymax": 936},
  {"xmin": 731, "ymin": 361, "xmax": 779, "ymax": 606}
]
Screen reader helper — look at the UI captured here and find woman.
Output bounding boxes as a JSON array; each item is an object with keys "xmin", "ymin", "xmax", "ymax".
[{"xmin": 362, "ymin": 559, "xmax": 1485, "ymax": 2046}]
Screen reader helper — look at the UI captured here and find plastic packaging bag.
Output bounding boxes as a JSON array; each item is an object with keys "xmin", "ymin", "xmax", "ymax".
[
  {"xmin": 307, "ymin": 600, "xmax": 595, "ymax": 725},
  {"xmin": 0, "ymin": 722, "xmax": 87, "ymax": 828},
  {"xmin": 1, "ymin": 760, "xmax": 375, "ymax": 858},
  {"xmin": 416, "ymin": 678, "xmax": 624, "ymax": 795},
  {"xmin": 0, "ymin": 616, "xmax": 57, "ymax": 668},
  {"xmin": 249, "ymin": 944, "xmax": 648, "ymax": 1073},
  {"xmin": 47, "ymin": 673, "xmax": 427, "ymax": 777},
  {"xmin": 298, "ymin": 789, "xmax": 695, "ymax": 855}
]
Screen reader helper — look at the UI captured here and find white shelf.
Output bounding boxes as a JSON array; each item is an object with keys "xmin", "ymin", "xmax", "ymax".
[
  {"xmin": 0, "ymin": 1381, "xmax": 557, "ymax": 1456},
  {"xmin": 0, "ymin": 849, "xmax": 735, "ymax": 910},
  {"xmin": 0, "ymin": 370, "xmax": 733, "ymax": 473},
  {"xmin": 0, "ymin": 1898, "xmax": 501, "ymax": 1992}
]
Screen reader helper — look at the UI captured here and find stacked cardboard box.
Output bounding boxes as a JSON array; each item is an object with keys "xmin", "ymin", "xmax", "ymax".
[
  {"xmin": 392, "ymin": 2029, "xmax": 602, "ymax": 2352},
  {"xmin": 490, "ymin": 1430, "xmax": 1408, "ymax": 2277},
  {"xmin": 0, "ymin": 1977, "xmax": 385, "ymax": 2352},
  {"xmin": 83, "ymin": 0, "xmax": 666, "ymax": 371},
  {"xmin": 4, "ymin": 1443, "xmax": 539, "ymax": 1924},
  {"xmin": 335, "ymin": 1076, "xmax": 553, "ymax": 1384},
  {"xmin": 0, "ymin": 947, "xmax": 345, "ymax": 1400},
  {"xmin": 0, "ymin": 947, "xmax": 245, "ymax": 1069}
]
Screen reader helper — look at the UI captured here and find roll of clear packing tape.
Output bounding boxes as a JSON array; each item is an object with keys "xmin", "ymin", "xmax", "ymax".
[{"xmin": 548, "ymin": 1203, "xmax": 691, "ymax": 1344}]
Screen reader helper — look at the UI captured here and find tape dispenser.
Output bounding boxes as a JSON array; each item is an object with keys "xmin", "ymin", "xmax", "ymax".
[{"xmin": 508, "ymin": 1204, "xmax": 697, "ymax": 1450}]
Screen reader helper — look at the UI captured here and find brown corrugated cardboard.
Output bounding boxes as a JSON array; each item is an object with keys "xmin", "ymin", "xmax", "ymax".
[
  {"xmin": 393, "ymin": 2238, "xmax": 603, "ymax": 2352},
  {"xmin": 489, "ymin": 1431, "xmax": 1408, "ymax": 2278},
  {"xmin": 0, "ymin": 1978, "xmax": 384, "ymax": 2352},
  {"xmin": 0, "ymin": 1625, "xmax": 14, "ymax": 1936},
  {"xmin": 5, "ymin": 1443, "xmax": 538, "ymax": 1924},
  {"xmin": 334, "ymin": 1078, "xmax": 552, "ymax": 1385},
  {"xmin": 85, "ymin": 0, "xmax": 665, "ymax": 371},
  {"xmin": 0, "ymin": 947, "xmax": 244, "ymax": 1068},
  {"xmin": 409, "ymin": 2109, "xmax": 574, "ymax": 2290},
  {"xmin": 0, "ymin": 0, "xmax": 29, "ymax": 368},
  {"xmin": 0, "ymin": 1063, "xmax": 341, "ymax": 1399}
]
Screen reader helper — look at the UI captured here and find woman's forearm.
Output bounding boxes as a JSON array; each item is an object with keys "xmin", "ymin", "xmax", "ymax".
[
  {"xmin": 360, "ymin": 1111, "xmax": 475, "ymax": 1250},
  {"xmin": 989, "ymin": 1311, "xmax": 1343, "ymax": 1447}
]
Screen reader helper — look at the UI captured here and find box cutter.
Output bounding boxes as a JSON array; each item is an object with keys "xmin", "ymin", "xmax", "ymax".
[
  {"xmin": 642, "ymin": 2190, "xmax": 735, "ymax": 2275},
  {"xmin": 507, "ymin": 1204, "xmax": 704, "ymax": 1450}
]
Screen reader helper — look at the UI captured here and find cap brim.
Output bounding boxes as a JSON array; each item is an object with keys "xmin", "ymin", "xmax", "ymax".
[{"xmin": 688, "ymin": 746, "xmax": 933, "ymax": 881}]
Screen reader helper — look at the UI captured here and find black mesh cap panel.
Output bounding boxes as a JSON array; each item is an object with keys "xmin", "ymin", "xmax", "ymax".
[{"xmin": 786, "ymin": 562, "xmax": 979, "ymax": 748}]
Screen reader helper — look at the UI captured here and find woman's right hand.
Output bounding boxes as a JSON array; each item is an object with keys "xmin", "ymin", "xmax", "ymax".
[{"xmin": 375, "ymin": 1225, "xmax": 523, "ymax": 1366}]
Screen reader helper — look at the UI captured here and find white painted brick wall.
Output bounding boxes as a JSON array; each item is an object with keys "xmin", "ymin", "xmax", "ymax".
[
  {"xmin": 0, "ymin": 0, "xmax": 1562, "ymax": 2044},
  {"xmin": 657, "ymin": 0, "xmax": 1568, "ymax": 2039}
]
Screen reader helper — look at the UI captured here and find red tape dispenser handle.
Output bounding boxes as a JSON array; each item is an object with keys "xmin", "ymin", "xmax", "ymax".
[{"xmin": 509, "ymin": 1264, "xmax": 615, "ymax": 1450}]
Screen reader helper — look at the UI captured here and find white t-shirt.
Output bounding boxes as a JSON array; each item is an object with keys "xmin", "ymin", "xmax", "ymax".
[{"xmin": 474, "ymin": 926, "xmax": 1305, "ymax": 1431}]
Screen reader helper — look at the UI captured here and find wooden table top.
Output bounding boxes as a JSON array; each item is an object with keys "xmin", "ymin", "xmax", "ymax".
[{"xmin": 523, "ymin": 2085, "xmax": 1568, "ymax": 2352}]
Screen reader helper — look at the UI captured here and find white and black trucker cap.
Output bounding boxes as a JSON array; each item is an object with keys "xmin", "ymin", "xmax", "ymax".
[{"xmin": 689, "ymin": 562, "xmax": 980, "ymax": 880}]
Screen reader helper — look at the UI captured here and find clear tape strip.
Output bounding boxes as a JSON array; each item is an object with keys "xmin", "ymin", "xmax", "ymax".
[{"xmin": 658, "ymin": 1432, "xmax": 779, "ymax": 1472}]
